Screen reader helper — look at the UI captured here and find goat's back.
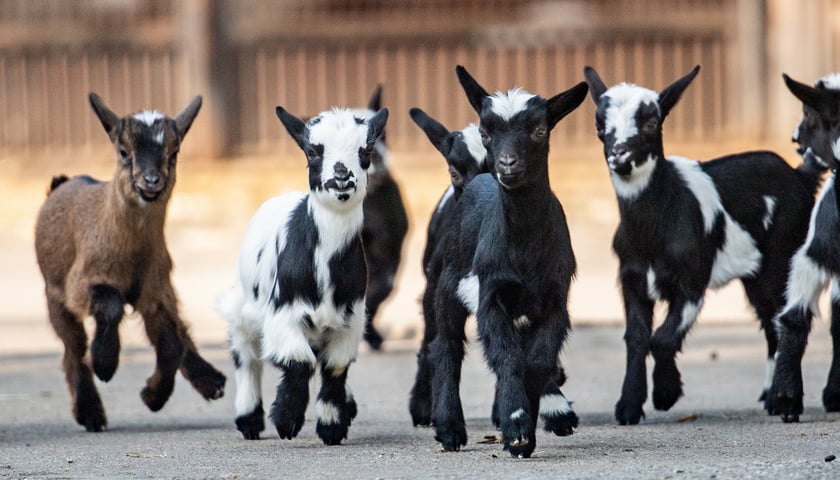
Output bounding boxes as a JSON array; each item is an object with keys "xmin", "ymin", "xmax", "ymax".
[{"xmin": 700, "ymin": 150, "xmax": 815, "ymax": 247}]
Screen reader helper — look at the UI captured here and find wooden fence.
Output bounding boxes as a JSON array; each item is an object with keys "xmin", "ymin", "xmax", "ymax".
[{"xmin": 0, "ymin": 0, "xmax": 834, "ymax": 160}]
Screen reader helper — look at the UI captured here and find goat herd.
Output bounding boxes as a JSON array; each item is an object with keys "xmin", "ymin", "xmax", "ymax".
[{"xmin": 32, "ymin": 64, "xmax": 840, "ymax": 459}]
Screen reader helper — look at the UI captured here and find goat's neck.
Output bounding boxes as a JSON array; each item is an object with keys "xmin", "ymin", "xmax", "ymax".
[
  {"xmin": 308, "ymin": 198, "xmax": 364, "ymax": 251},
  {"xmin": 106, "ymin": 178, "xmax": 168, "ymax": 240},
  {"xmin": 499, "ymin": 174, "xmax": 554, "ymax": 235}
]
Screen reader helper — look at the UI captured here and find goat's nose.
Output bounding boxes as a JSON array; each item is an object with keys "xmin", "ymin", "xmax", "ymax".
[
  {"xmin": 143, "ymin": 173, "xmax": 161, "ymax": 187},
  {"xmin": 333, "ymin": 163, "xmax": 351, "ymax": 181},
  {"xmin": 611, "ymin": 145, "xmax": 628, "ymax": 158},
  {"xmin": 498, "ymin": 153, "xmax": 518, "ymax": 168}
]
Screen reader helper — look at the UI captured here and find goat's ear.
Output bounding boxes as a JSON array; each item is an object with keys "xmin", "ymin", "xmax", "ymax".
[
  {"xmin": 659, "ymin": 65, "xmax": 701, "ymax": 119},
  {"xmin": 782, "ymin": 73, "xmax": 826, "ymax": 110},
  {"xmin": 409, "ymin": 107, "xmax": 452, "ymax": 156},
  {"xmin": 275, "ymin": 106, "xmax": 308, "ymax": 150},
  {"xmin": 456, "ymin": 65, "xmax": 490, "ymax": 114},
  {"xmin": 547, "ymin": 82, "xmax": 589, "ymax": 129},
  {"xmin": 174, "ymin": 96, "xmax": 202, "ymax": 137},
  {"xmin": 366, "ymin": 107, "xmax": 389, "ymax": 144},
  {"xmin": 583, "ymin": 66, "xmax": 608, "ymax": 104},
  {"xmin": 368, "ymin": 84, "xmax": 383, "ymax": 111},
  {"xmin": 89, "ymin": 93, "xmax": 120, "ymax": 135}
]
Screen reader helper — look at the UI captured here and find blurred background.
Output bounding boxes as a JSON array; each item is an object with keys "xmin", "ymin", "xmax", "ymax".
[{"xmin": 1, "ymin": 0, "xmax": 838, "ymax": 355}]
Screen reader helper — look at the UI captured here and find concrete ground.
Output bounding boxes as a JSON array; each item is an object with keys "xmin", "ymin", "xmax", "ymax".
[{"xmin": 1, "ymin": 144, "xmax": 838, "ymax": 478}]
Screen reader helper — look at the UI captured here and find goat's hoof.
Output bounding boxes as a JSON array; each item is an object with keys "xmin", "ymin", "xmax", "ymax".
[
  {"xmin": 501, "ymin": 409, "xmax": 534, "ymax": 456},
  {"xmin": 541, "ymin": 409, "xmax": 578, "ymax": 437},
  {"xmin": 615, "ymin": 399, "xmax": 644, "ymax": 425},
  {"xmin": 772, "ymin": 394, "xmax": 803, "ymax": 423},
  {"xmin": 652, "ymin": 383, "xmax": 683, "ymax": 411},
  {"xmin": 236, "ymin": 403, "xmax": 265, "ymax": 440},
  {"xmin": 75, "ymin": 405, "xmax": 107, "ymax": 433},
  {"xmin": 140, "ymin": 379, "xmax": 175, "ymax": 412},
  {"xmin": 363, "ymin": 326, "xmax": 384, "ymax": 351},
  {"xmin": 409, "ymin": 393, "xmax": 432, "ymax": 427},
  {"xmin": 191, "ymin": 368, "xmax": 227, "ymax": 401},
  {"xmin": 345, "ymin": 397, "xmax": 358, "ymax": 423},
  {"xmin": 91, "ymin": 337, "xmax": 120, "ymax": 382},
  {"xmin": 823, "ymin": 387, "xmax": 840, "ymax": 412},
  {"xmin": 433, "ymin": 422, "xmax": 468, "ymax": 452},
  {"xmin": 270, "ymin": 405, "xmax": 305, "ymax": 440},
  {"xmin": 316, "ymin": 420, "xmax": 349, "ymax": 446}
]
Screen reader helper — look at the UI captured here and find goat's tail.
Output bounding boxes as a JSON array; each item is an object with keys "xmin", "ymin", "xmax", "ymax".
[
  {"xmin": 47, "ymin": 175, "xmax": 70, "ymax": 195},
  {"xmin": 794, "ymin": 159, "xmax": 828, "ymax": 197}
]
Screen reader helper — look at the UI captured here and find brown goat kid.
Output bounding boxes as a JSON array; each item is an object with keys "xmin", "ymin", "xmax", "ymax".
[{"xmin": 35, "ymin": 93, "xmax": 226, "ymax": 432}]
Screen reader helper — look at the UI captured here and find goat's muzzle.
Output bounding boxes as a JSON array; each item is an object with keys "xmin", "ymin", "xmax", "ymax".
[
  {"xmin": 135, "ymin": 173, "xmax": 167, "ymax": 202},
  {"xmin": 607, "ymin": 148, "xmax": 633, "ymax": 176}
]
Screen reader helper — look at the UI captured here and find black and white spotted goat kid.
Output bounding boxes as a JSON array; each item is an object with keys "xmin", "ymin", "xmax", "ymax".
[
  {"xmin": 428, "ymin": 65, "xmax": 587, "ymax": 458},
  {"xmin": 407, "ymin": 108, "xmax": 579, "ymax": 437},
  {"xmin": 584, "ymin": 66, "xmax": 819, "ymax": 426},
  {"xmin": 767, "ymin": 73, "xmax": 840, "ymax": 422},
  {"xmin": 219, "ymin": 106, "xmax": 389, "ymax": 444}
]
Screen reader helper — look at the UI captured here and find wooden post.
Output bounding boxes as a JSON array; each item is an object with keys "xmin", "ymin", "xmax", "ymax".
[
  {"xmin": 179, "ymin": 0, "xmax": 235, "ymax": 158},
  {"xmin": 732, "ymin": 0, "xmax": 767, "ymax": 140}
]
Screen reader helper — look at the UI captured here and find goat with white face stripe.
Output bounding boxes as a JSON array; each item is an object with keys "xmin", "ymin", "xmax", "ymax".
[
  {"xmin": 767, "ymin": 74, "xmax": 840, "ymax": 422},
  {"xmin": 220, "ymin": 106, "xmax": 388, "ymax": 444},
  {"xmin": 584, "ymin": 66, "xmax": 819, "ymax": 426}
]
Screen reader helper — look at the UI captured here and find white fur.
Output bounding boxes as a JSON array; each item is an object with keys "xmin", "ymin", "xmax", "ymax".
[
  {"xmin": 316, "ymin": 399, "xmax": 341, "ymax": 425},
  {"xmin": 763, "ymin": 357, "xmax": 776, "ymax": 391},
  {"xmin": 510, "ymin": 408, "xmax": 526, "ymax": 420},
  {"xmin": 709, "ymin": 215, "xmax": 763, "ymax": 289},
  {"xmin": 461, "ymin": 123, "xmax": 487, "ymax": 166},
  {"xmin": 489, "ymin": 88, "xmax": 536, "ymax": 121},
  {"xmin": 762, "ymin": 196, "xmax": 777, "ymax": 230},
  {"xmin": 783, "ymin": 247, "xmax": 829, "ymax": 318},
  {"xmin": 436, "ymin": 186, "xmax": 455, "ymax": 214},
  {"xmin": 513, "ymin": 315, "xmax": 531, "ymax": 330},
  {"xmin": 646, "ymin": 267, "xmax": 661, "ymax": 301},
  {"xmin": 457, "ymin": 273, "xmax": 480, "ymax": 314},
  {"xmin": 603, "ymin": 83, "xmax": 660, "ymax": 144},
  {"xmin": 611, "ymin": 153, "xmax": 656, "ymax": 200},
  {"xmin": 668, "ymin": 156, "xmax": 720, "ymax": 233},
  {"xmin": 538, "ymin": 393, "xmax": 574, "ymax": 416},
  {"xmin": 308, "ymin": 109, "xmax": 371, "ymax": 211},
  {"xmin": 818, "ymin": 73, "xmax": 840, "ymax": 90},
  {"xmin": 832, "ymin": 279, "xmax": 840, "ymax": 303},
  {"xmin": 677, "ymin": 299, "xmax": 704, "ymax": 333},
  {"xmin": 133, "ymin": 110, "xmax": 164, "ymax": 127}
]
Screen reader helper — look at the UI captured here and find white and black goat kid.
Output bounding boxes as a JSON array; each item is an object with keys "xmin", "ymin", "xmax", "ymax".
[
  {"xmin": 767, "ymin": 74, "xmax": 840, "ymax": 422},
  {"xmin": 584, "ymin": 66, "xmax": 819, "ymax": 425},
  {"xmin": 219, "ymin": 106, "xmax": 389, "ymax": 444},
  {"xmin": 428, "ymin": 65, "xmax": 587, "ymax": 458},
  {"xmin": 407, "ymin": 108, "xmax": 579, "ymax": 437}
]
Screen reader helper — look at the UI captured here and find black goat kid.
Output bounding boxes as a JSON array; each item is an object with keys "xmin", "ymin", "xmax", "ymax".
[
  {"xmin": 428, "ymin": 65, "xmax": 587, "ymax": 458},
  {"xmin": 584, "ymin": 66, "xmax": 819, "ymax": 425},
  {"xmin": 767, "ymin": 73, "xmax": 840, "ymax": 422}
]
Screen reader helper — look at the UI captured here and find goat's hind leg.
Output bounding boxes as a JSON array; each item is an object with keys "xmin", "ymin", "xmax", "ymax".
[
  {"xmin": 48, "ymin": 296, "xmax": 107, "ymax": 431},
  {"xmin": 138, "ymin": 302, "xmax": 186, "ymax": 412},
  {"xmin": 409, "ymin": 278, "xmax": 438, "ymax": 427},
  {"xmin": 179, "ymin": 336, "xmax": 226, "ymax": 401},
  {"xmin": 89, "ymin": 284, "xmax": 124, "ymax": 382},
  {"xmin": 741, "ymin": 276, "xmax": 783, "ymax": 406},
  {"xmin": 823, "ymin": 282, "xmax": 840, "ymax": 412},
  {"xmin": 230, "ymin": 323, "xmax": 264, "ymax": 440}
]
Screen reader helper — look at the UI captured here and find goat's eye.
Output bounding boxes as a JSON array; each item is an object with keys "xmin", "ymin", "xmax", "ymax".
[
  {"xmin": 642, "ymin": 118, "xmax": 659, "ymax": 135},
  {"xmin": 305, "ymin": 147, "xmax": 319, "ymax": 160},
  {"xmin": 118, "ymin": 147, "xmax": 130, "ymax": 164},
  {"xmin": 532, "ymin": 127, "xmax": 547, "ymax": 140},
  {"xmin": 479, "ymin": 127, "xmax": 490, "ymax": 145}
]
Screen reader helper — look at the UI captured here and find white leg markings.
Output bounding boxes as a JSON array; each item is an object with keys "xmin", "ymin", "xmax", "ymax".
[
  {"xmin": 539, "ymin": 393, "xmax": 574, "ymax": 416},
  {"xmin": 457, "ymin": 273, "xmax": 479, "ymax": 314}
]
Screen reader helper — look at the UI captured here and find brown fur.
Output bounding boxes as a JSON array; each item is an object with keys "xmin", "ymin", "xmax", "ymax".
[{"xmin": 34, "ymin": 93, "xmax": 225, "ymax": 431}]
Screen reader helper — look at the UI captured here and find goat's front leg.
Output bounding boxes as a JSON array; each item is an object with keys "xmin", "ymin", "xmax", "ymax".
[
  {"xmin": 478, "ymin": 294, "xmax": 534, "ymax": 457},
  {"xmin": 769, "ymin": 252, "xmax": 827, "ymax": 422},
  {"xmin": 430, "ymin": 276, "xmax": 469, "ymax": 451},
  {"xmin": 409, "ymin": 276, "xmax": 439, "ymax": 427},
  {"xmin": 139, "ymin": 302, "xmax": 187, "ymax": 412},
  {"xmin": 539, "ymin": 365, "xmax": 578, "ymax": 437},
  {"xmin": 264, "ymin": 310, "xmax": 318, "ymax": 439},
  {"xmin": 650, "ymin": 293, "xmax": 704, "ymax": 411},
  {"xmin": 824, "ymin": 282, "xmax": 840, "ymax": 412},
  {"xmin": 48, "ymin": 296, "xmax": 107, "ymax": 431},
  {"xmin": 89, "ymin": 284, "xmax": 125, "ymax": 382},
  {"xmin": 315, "ymin": 364, "xmax": 357, "ymax": 445},
  {"xmin": 615, "ymin": 270, "xmax": 654, "ymax": 425},
  {"xmin": 230, "ymin": 319, "xmax": 264, "ymax": 440}
]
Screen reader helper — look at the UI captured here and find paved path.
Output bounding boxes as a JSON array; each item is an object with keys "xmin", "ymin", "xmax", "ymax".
[{"xmin": 1, "ymin": 324, "xmax": 838, "ymax": 479}]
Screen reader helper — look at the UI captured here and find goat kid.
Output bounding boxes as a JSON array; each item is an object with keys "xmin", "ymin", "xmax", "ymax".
[
  {"xmin": 767, "ymin": 73, "xmax": 840, "ymax": 422},
  {"xmin": 34, "ymin": 93, "xmax": 226, "ymax": 432},
  {"xmin": 584, "ymin": 66, "xmax": 818, "ymax": 425},
  {"xmin": 428, "ymin": 65, "xmax": 587, "ymax": 458},
  {"xmin": 356, "ymin": 86, "xmax": 409, "ymax": 350},
  {"xmin": 220, "ymin": 106, "xmax": 388, "ymax": 444},
  {"xmin": 407, "ymin": 108, "xmax": 578, "ymax": 437}
]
